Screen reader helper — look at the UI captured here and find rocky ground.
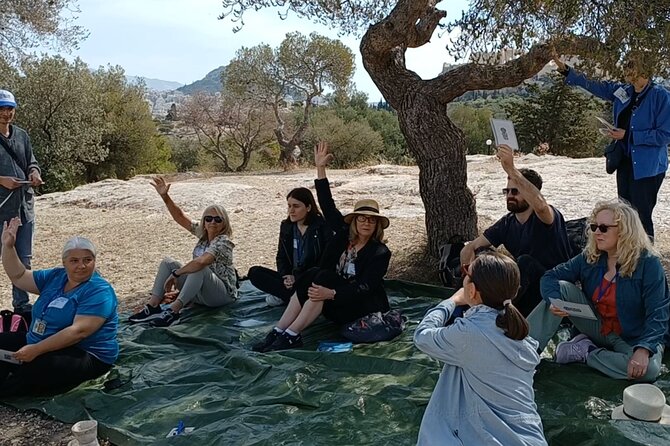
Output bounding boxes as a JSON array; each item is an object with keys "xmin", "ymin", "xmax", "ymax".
[{"xmin": 1, "ymin": 153, "xmax": 669, "ymax": 445}]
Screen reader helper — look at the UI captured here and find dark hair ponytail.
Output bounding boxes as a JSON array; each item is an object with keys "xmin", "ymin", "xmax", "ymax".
[
  {"xmin": 495, "ymin": 302, "xmax": 529, "ymax": 341},
  {"xmin": 470, "ymin": 252, "xmax": 529, "ymax": 340}
]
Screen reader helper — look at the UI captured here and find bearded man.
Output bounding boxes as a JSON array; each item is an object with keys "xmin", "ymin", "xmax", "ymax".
[{"xmin": 459, "ymin": 145, "xmax": 571, "ymax": 316}]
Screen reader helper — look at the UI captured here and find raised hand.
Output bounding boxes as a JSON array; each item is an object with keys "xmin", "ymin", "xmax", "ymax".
[
  {"xmin": 1, "ymin": 218, "xmax": 21, "ymax": 248},
  {"xmin": 314, "ymin": 141, "xmax": 334, "ymax": 168},
  {"xmin": 150, "ymin": 176, "xmax": 171, "ymax": 197},
  {"xmin": 496, "ymin": 144, "xmax": 515, "ymax": 173}
]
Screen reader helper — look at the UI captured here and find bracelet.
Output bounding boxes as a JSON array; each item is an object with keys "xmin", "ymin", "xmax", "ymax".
[{"xmin": 171, "ymin": 269, "xmax": 181, "ymax": 278}]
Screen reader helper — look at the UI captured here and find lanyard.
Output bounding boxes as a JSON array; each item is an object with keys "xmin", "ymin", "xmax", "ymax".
[
  {"xmin": 596, "ymin": 268, "xmax": 618, "ymax": 303},
  {"xmin": 293, "ymin": 224, "xmax": 306, "ymax": 263}
]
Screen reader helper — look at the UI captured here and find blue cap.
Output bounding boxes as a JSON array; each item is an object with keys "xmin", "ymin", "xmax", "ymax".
[{"xmin": 0, "ymin": 90, "xmax": 17, "ymax": 108}]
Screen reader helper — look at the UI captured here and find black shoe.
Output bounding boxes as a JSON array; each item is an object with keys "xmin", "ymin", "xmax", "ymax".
[
  {"xmin": 128, "ymin": 304, "xmax": 162, "ymax": 323},
  {"xmin": 266, "ymin": 332, "xmax": 303, "ymax": 352},
  {"xmin": 149, "ymin": 309, "xmax": 180, "ymax": 327},
  {"xmin": 252, "ymin": 330, "xmax": 281, "ymax": 352}
]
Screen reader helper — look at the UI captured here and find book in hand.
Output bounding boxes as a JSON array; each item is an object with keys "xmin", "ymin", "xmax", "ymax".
[
  {"xmin": 549, "ymin": 298, "xmax": 597, "ymax": 320},
  {"xmin": 489, "ymin": 118, "xmax": 520, "ymax": 151}
]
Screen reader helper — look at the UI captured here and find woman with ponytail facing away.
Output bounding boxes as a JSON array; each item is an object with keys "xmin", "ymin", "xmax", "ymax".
[{"xmin": 414, "ymin": 252, "xmax": 546, "ymax": 446}]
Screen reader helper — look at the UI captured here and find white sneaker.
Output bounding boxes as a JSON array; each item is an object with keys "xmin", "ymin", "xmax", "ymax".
[{"xmin": 265, "ymin": 294, "xmax": 285, "ymax": 307}]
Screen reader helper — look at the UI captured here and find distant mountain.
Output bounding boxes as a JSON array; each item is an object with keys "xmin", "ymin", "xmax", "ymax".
[
  {"xmin": 125, "ymin": 76, "xmax": 183, "ymax": 91},
  {"xmin": 177, "ymin": 66, "xmax": 226, "ymax": 95}
]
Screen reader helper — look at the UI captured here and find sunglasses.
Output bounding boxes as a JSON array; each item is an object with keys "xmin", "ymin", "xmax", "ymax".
[
  {"xmin": 356, "ymin": 215, "xmax": 378, "ymax": 224},
  {"xmin": 204, "ymin": 215, "xmax": 223, "ymax": 223},
  {"xmin": 502, "ymin": 188, "xmax": 519, "ymax": 196},
  {"xmin": 589, "ymin": 223, "xmax": 618, "ymax": 233}
]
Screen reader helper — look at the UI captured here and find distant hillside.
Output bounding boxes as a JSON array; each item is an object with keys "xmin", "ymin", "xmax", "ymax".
[
  {"xmin": 177, "ymin": 66, "xmax": 226, "ymax": 95},
  {"xmin": 126, "ymin": 76, "xmax": 183, "ymax": 91}
]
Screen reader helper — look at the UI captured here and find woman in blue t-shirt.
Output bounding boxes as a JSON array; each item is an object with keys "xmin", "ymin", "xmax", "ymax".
[{"xmin": 0, "ymin": 218, "xmax": 119, "ymax": 396}]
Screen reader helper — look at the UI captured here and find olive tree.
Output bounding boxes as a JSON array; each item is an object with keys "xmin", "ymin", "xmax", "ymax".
[
  {"xmin": 220, "ymin": 0, "xmax": 670, "ymax": 256},
  {"xmin": 1, "ymin": 0, "xmax": 85, "ymax": 64},
  {"xmin": 225, "ymin": 32, "xmax": 355, "ymax": 167}
]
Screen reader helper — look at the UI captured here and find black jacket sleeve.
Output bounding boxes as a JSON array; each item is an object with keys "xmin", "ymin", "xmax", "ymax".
[
  {"xmin": 314, "ymin": 178, "xmax": 346, "ymax": 230},
  {"xmin": 275, "ymin": 221, "xmax": 292, "ymax": 276},
  {"xmin": 333, "ymin": 243, "xmax": 391, "ymax": 305}
]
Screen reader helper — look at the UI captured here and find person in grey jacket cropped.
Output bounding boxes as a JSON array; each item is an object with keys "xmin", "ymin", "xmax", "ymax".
[
  {"xmin": 0, "ymin": 90, "xmax": 43, "ymax": 315},
  {"xmin": 414, "ymin": 251, "xmax": 547, "ymax": 446}
]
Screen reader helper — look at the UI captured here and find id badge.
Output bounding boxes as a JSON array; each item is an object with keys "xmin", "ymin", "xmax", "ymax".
[
  {"xmin": 33, "ymin": 319, "xmax": 46, "ymax": 335},
  {"xmin": 346, "ymin": 262, "xmax": 356, "ymax": 276},
  {"xmin": 614, "ymin": 87, "xmax": 630, "ymax": 103},
  {"xmin": 293, "ymin": 239, "xmax": 298, "ymax": 249}
]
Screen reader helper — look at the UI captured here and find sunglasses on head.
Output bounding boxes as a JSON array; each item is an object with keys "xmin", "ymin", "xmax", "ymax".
[
  {"xmin": 589, "ymin": 223, "xmax": 617, "ymax": 233},
  {"xmin": 502, "ymin": 188, "xmax": 519, "ymax": 196},
  {"xmin": 204, "ymin": 215, "xmax": 223, "ymax": 223}
]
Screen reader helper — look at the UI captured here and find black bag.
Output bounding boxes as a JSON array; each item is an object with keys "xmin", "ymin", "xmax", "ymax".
[
  {"xmin": 604, "ymin": 141, "xmax": 625, "ymax": 174},
  {"xmin": 566, "ymin": 217, "xmax": 588, "ymax": 257},
  {"xmin": 0, "ymin": 310, "xmax": 28, "ymax": 334},
  {"xmin": 438, "ymin": 242, "xmax": 465, "ymax": 288},
  {"xmin": 340, "ymin": 310, "xmax": 406, "ymax": 344}
]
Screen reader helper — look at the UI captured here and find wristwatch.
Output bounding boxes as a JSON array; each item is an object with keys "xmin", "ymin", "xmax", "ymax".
[{"xmin": 171, "ymin": 269, "xmax": 181, "ymax": 278}]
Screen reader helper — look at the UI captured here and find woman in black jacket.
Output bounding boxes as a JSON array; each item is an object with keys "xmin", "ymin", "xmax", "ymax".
[
  {"xmin": 248, "ymin": 187, "xmax": 330, "ymax": 306},
  {"xmin": 252, "ymin": 141, "xmax": 392, "ymax": 352}
]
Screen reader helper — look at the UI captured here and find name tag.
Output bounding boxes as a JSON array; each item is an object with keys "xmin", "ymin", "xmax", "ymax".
[
  {"xmin": 614, "ymin": 87, "xmax": 630, "ymax": 103},
  {"xmin": 33, "ymin": 319, "xmax": 47, "ymax": 335},
  {"xmin": 346, "ymin": 262, "xmax": 356, "ymax": 276},
  {"xmin": 47, "ymin": 297, "xmax": 69, "ymax": 309}
]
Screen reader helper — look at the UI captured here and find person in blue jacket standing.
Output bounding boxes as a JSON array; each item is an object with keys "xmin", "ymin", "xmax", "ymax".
[{"xmin": 555, "ymin": 53, "xmax": 670, "ymax": 238}]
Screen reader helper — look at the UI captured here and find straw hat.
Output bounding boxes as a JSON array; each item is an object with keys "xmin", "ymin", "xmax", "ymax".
[
  {"xmin": 343, "ymin": 199, "xmax": 389, "ymax": 229},
  {"xmin": 611, "ymin": 384, "xmax": 670, "ymax": 424}
]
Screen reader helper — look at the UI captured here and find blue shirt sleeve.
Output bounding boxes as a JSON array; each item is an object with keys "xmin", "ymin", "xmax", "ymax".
[
  {"xmin": 76, "ymin": 279, "xmax": 116, "ymax": 319},
  {"xmin": 32, "ymin": 268, "xmax": 59, "ymax": 293}
]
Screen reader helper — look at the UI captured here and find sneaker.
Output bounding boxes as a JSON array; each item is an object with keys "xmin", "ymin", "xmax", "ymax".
[
  {"xmin": 149, "ymin": 309, "xmax": 180, "ymax": 327},
  {"xmin": 128, "ymin": 304, "xmax": 162, "ymax": 323},
  {"xmin": 265, "ymin": 294, "xmax": 285, "ymax": 307},
  {"xmin": 555, "ymin": 334, "xmax": 596, "ymax": 364},
  {"xmin": 265, "ymin": 332, "xmax": 303, "ymax": 352},
  {"xmin": 252, "ymin": 329, "xmax": 281, "ymax": 352}
]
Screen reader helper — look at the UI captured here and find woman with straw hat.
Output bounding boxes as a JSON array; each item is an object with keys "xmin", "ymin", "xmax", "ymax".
[{"xmin": 252, "ymin": 141, "xmax": 392, "ymax": 352}]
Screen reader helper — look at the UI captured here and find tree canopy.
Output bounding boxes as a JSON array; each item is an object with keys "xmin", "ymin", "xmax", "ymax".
[{"xmin": 0, "ymin": 0, "xmax": 85, "ymax": 64}]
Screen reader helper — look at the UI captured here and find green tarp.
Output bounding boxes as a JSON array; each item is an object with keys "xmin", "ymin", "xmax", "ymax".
[{"xmin": 6, "ymin": 281, "xmax": 670, "ymax": 445}]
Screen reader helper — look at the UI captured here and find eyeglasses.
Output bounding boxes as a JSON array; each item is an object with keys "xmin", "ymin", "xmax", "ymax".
[
  {"xmin": 589, "ymin": 223, "xmax": 618, "ymax": 233},
  {"xmin": 204, "ymin": 215, "xmax": 223, "ymax": 223},
  {"xmin": 356, "ymin": 215, "xmax": 378, "ymax": 224},
  {"xmin": 502, "ymin": 188, "xmax": 519, "ymax": 196}
]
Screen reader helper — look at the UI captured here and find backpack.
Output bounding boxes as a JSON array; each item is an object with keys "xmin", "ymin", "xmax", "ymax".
[
  {"xmin": 340, "ymin": 310, "xmax": 407, "ymax": 344},
  {"xmin": 566, "ymin": 217, "xmax": 588, "ymax": 257},
  {"xmin": 0, "ymin": 310, "xmax": 28, "ymax": 334}
]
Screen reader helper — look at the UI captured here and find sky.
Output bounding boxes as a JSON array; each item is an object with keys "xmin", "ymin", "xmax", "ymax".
[{"xmin": 63, "ymin": 0, "xmax": 469, "ymax": 99}]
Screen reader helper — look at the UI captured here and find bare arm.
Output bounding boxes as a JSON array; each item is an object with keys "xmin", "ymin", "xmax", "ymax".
[
  {"xmin": 459, "ymin": 235, "xmax": 492, "ymax": 266},
  {"xmin": 497, "ymin": 145, "xmax": 554, "ymax": 225},
  {"xmin": 1, "ymin": 218, "xmax": 38, "ymax": 294},
  {"xmin": 14, "ymin": 315, "xmax": 105, "ymax": 362},
  {"xmin": 151, "ymin": 177, "xmax": 192, "ymax": 231},
  {"xmin": 314, "ymin": 141, "xmax": 333, "ymax": 180}
]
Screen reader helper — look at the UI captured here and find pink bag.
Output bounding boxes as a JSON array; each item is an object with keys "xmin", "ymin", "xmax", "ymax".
[{"xmin": 0, "ymin": 310, "xmax": 28, "ymax": 334}]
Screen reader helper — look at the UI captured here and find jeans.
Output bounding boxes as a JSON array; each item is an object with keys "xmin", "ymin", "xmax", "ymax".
[
  {"xmin": 0, "ymin": 218, "xmax": 34, "ymax": 312},
  {"xmin": 527, "ymin": 281, "xmax": 663, "ymax": 381}
]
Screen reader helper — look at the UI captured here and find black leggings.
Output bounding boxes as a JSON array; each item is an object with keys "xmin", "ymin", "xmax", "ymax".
[
  {"xmin": 248, "ymin": 266, "xmax": 295, "ymax": 303},
  {"xmin": 0, "ymin": 332, "xmax": 112, "ymax": 397}
]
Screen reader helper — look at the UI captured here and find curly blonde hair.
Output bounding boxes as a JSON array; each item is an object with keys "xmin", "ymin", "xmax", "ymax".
[{"xmin": 584, "ymin": 200, "xmax": 657, "ymax": 277}]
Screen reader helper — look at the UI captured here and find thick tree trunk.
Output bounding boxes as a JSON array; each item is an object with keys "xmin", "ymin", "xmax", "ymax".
[{"xmin": 397, "ymin": 95, "xmax": 477, "ymax": 255}]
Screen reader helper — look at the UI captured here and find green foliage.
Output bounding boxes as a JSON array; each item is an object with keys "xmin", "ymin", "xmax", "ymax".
[
  {"xmin": 4, "ymin": 56, "xmax": 174, "ymax": 192},
  {"xmin": 447, "ymin": 104, "xmax": 494, "ymax": 155},
  {"xmin": 1, "ymin": 0, "xmax": 85, "ymax": 65},
  {"xmin": 504, "ymin": 74, "xmax": 607, "ymax": 157},
  {"xmin": 169, "ymin": 137, "xmax": 201, "ymax": 172},
  {"xmin": 304, "ymin": 110, "xmax": 384, "ymax": 167}
]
